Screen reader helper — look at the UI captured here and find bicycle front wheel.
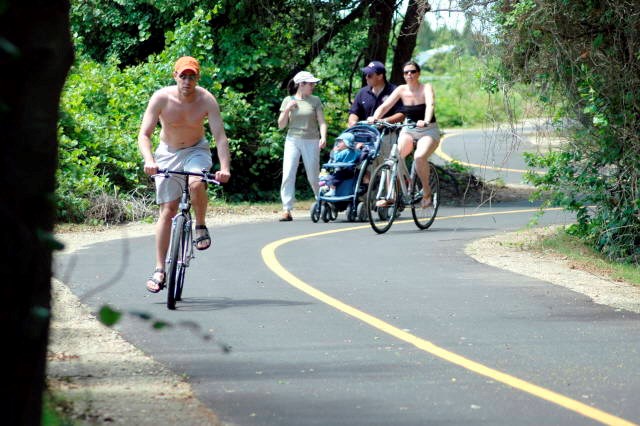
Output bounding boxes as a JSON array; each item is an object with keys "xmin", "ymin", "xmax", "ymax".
[
  {"xmin": 166, "ymin": 215, "xmax": 186, "ymax": 310},
  {"xmin": 175, "ymin": 219, "xmax": 193, "ymax": 302},
  {"xmin": 366, "ymin": 163, "xmax": 398, "ymax": 234},
  {"xmin": 411, "ymin": 162, "xmax": 440, "ymax": 230}
]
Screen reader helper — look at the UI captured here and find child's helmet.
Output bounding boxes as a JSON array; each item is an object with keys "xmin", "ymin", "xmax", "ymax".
[{"xmin": 336, "ymin": 132, "xmax": 356, "ymax": 149}]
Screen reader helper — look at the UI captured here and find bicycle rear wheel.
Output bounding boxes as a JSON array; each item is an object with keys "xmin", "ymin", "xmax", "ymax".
[
  {"xmin": 411, "ymin": 162, "xmax": 440, "ymax": 230},
  {"xmin": 366, "ymin": 163, "xmax": 398, "ymax": 234},
  {"xmin": 166, "ymin": 215, "xmax": 186, "ymax": 310}
]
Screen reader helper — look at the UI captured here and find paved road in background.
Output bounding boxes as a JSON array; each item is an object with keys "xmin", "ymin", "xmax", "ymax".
[
  {"xmin": 54, "ymin": 127, "xmax": 640, "ymax": 426},
  {"xmin": 435, "ymin": 123, "xmax": 549, "ymax": 185}
]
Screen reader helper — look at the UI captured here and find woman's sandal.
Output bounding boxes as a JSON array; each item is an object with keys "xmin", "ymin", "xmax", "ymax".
[
  {"xmin": 420, "ymin": 192, "xmax": 433, "ymax": 209},
  {"xmin": 194, "ymin": 225, "xmax": 211, "ymax": 250},
  {"xmin": 146, "ymin": 268, "xmax": 166, "ymax": 293},
  {"xmin": 376, "ymin": 198, "xmax": 395, "ymax": 208}
]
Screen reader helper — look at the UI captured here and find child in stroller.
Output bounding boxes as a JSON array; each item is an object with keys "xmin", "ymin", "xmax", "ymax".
[
  {"xmin": 311, "ymin": 124, "xmax": 381, "ymax": 222},
  {"xmin": 319, "ymin": 133, "xmax": 367, "ymax": 197}
]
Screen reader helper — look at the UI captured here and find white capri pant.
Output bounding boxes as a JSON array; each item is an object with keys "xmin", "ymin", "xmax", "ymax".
[{"xmin": 280, "ymin": 136, "xmax": 320, "ymax": 212}]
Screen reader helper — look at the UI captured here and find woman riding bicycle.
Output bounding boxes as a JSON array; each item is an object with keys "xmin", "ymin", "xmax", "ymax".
[{"xmin": 368, "ymin": 60, "xmax": 440, "ymax": 209}]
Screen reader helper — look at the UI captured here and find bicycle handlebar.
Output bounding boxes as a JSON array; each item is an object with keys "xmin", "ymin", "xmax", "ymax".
[
  {"xmin": 356, "ymin": 120, "xmax": 418, "ymax": 129},
  {"xmin": 152, "ymin": 168, "xmax": 221, "ymax": 185}
]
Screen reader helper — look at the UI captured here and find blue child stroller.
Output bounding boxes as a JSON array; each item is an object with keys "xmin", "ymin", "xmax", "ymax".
[{"xmin": 310, "ymin": 123, "xmax": 381, "ymax": 222}]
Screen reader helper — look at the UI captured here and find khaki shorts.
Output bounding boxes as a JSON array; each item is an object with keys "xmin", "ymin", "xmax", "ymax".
[
  {"xmin": 153, "ymin": 138, "xmax": 212, "ymax": 204},
  {"xmin": 400, "ymin": 123, "xmax": 441, "ymax": 143}
]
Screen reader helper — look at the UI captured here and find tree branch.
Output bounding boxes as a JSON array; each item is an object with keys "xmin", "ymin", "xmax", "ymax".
[{"xmin": 280, "ymin": 0, "xmax": 372, "ymax": 88}]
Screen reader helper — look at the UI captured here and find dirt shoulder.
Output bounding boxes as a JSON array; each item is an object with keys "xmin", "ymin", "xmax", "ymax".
[
  {"xmin": 465, "ymin": 226, "xmax": 640, "ymax": 314},
  {"xmin": 48, "ymin": 211, "xmax": 274, "ymax": 425},
  {"xmin": 48, "ymin": 205, "xmax": 639, "ymax": 425}
]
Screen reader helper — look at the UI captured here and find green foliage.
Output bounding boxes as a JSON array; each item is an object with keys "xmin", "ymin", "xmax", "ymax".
[
  {"xmin": 70, "ymin": 0, "xmax": 208, "ymax": 65},
  {"xmin": 60, "ymin": 1, "xmax": 532, "ymax": 223},
  {"xmin": 494, "ymin": 0, "xmax": 640, "ymax": 263},
  {"xmin": 537, "ymin": 227, "xmax": 640, "ymax": 285},
  {"xmin": 415, "ymin": 19, "xmax": 535, "ymax": 128},
  {"xmin": 427, "ymin": 52, "xmax": 521, "ymax": 127},
  {"xmin": 42, "ymin": 390, "xmax": 75, "ymax": 426},
  {"xmin": 60, "ymin": 3, "xmax": 364, "ymax": 219},
  {"xmin": 57, "ymin": 58, "xmax": 154, "ymax": 221},
  {"xmin": 98, "ymin": 305, "xmax": 122, "ymax": 327}
]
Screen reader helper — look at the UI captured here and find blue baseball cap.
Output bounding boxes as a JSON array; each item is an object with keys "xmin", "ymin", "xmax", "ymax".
[
  {"xmin": 361, "ymin": 60, "xmax": 386, "ymax": 75},
  {"xmin": 336, "ymin": 132, "xmax": 355, "ymax": 149}
]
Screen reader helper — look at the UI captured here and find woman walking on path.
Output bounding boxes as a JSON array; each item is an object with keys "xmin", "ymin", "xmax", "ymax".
[{"xmin": 277, "ymin": 71, "xmax": 328, "ymax": 221}]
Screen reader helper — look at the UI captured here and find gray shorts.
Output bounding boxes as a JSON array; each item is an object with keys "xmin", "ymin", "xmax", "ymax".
[
  {"xmin": 154, "ymin": 138, "xmax": 213, "ymax": 204},
  {"xmin": 400, "ymin": 123, "xmax": 441, "ymax": 143}
]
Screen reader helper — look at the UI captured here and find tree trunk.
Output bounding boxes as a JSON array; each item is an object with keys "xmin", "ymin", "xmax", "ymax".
[
  {"xmin": 0, "ymin": 2, "xmax": 73, "ymax": 425},
  {"xmin": 390, "ymin": 0, "xmax": 431, "ymax": 84},
  {"xmin": 364, "ymin": 0, "xmax": 396, "ymax": 65}
]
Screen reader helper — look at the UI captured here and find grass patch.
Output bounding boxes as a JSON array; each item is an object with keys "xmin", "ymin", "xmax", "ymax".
[
  {"xmin": 42, "ymin": 390, "xmax": 76, "ymax": 426},
  {"xmin": 54, "ymin": 199, "xmax": 319, "ymax": 235},
  {"xmin": 532, "ymin": 227, "xmax": 640, "ymax": 286}
]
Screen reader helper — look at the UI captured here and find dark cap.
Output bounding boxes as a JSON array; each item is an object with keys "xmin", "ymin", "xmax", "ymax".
[{"xmin": 361, "ymin": 60, "xmax": 386, "ymax": 75}]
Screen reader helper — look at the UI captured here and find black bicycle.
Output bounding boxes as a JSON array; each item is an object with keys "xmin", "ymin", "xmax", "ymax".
[{"xmin": 153, "ymin": 169, "xmax": 220, "ymax": 310}]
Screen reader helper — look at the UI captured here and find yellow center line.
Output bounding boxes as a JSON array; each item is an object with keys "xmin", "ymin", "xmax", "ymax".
[
  {"xmin": 436, "ymin": 132, "xmax": 545, "ymax": 175},
  {"xmin": 260, "ymin": 208, "xmax": 636, "ymax": 426}
]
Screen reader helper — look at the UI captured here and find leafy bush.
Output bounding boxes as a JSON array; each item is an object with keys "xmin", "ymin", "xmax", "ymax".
[
  {"xmin": 494, "ymin": 0, "xmax": 640, "ymax": 263},
  {"xmin": 59, "ymin": 3, "xmax": 520, "ymax": 224}
]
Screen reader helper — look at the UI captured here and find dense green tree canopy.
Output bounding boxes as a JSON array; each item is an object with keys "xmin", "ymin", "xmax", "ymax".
[{"xmin": 60, "ymin": 0, "xmax": 448, "ymax": 220}]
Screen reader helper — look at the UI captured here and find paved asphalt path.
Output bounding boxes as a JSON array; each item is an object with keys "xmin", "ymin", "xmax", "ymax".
[
  {"xmin": 53, "ymin": 205, "xmax": 640, "ymax": 426},
  {"xmin": 435, "ymin": 124, "xmax": 548, "ymax": 185},
  {"xmin": 53, "ymin": 128, "xmax": 640, "ymax": 426}
]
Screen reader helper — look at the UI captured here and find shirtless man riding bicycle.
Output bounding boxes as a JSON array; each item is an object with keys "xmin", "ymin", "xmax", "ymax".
[{"xmin": 138, "ymin": 56, "xmax": 231, "ymax": 293}]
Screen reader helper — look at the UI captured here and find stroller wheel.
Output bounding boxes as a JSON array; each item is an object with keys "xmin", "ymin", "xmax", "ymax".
[
  {"xmin": 357, "ymin": 201, "xmax": 368, "ymax": 222},
  {"xmin": 320, "ymin": 203, "xmax": 331, "ymax": 223},
  {"xmin": 310, "ymin": 201, "xmax": 320, "ymax": 223},
  {"xmin": 329, "ymin": 203, "xmax": 338, "ymax": 221}
]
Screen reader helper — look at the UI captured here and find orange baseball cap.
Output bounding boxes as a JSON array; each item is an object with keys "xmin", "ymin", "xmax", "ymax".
[{"xmin": 174, "ymin": 56, "xmax": 200, "ymax": 74}]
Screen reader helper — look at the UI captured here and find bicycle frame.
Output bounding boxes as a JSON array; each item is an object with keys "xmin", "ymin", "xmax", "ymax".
[
  {"xmin": 153, "ymin": 168, "xmax": 220, "ymax": 309},
  {"xmin": 370, "ymin": 123, "xmax": 417, "ymax": 207},
  {"xmin": 383, "ymin": 139, "xmax": 415, "ymax": 207},
  {"xmin": 168, "ymin": 175, "xmax": 194, "ymax": 270}
]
